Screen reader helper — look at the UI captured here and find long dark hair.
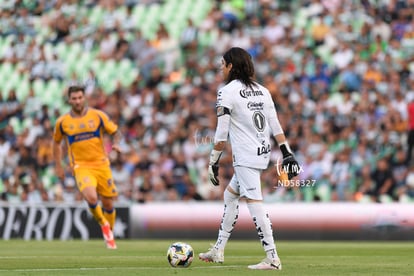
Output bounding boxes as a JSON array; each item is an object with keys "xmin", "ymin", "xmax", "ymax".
[{"xmin": 222, "ymin": 47, "xmax": 257, "ymax": 90}]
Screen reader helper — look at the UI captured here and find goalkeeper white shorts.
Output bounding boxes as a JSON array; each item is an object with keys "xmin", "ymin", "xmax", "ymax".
[{"xmin": 229, "ymin": 166, "xmax": 263, "ymax": 200}]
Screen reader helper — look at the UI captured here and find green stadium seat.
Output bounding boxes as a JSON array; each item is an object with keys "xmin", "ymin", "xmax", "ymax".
[
  {"xmin": 8, "ymin": 71, "xmax": 21, "ymax": 90},
  {"xmin": 0, "ymin": 35, "xmax": 14, "ymax": 57},
  {"xmin": 55, "ymin": 42, "xmax": 68, "ymax": 60},
  {"xmin": 46, "ymin": 79, "xmax": 62, "ymax": 94},
  {"xmin": 158, "ymin": 81, "xmax": 173, "ymax": 99},
  {"xmin": 199, "ymin": 31, "xmax": 215, "ymax": 48},
  {"xmin": 159, "ymin": 5, "xmax": 174, "ymax": 23},
  {"xmin": 302, "ymin": 186, "xmax": 315, "ymax": 202},
  {"xmin": 294, "ymin": 9, "xmax": 307, "ymax": 29},
  {"xmin": 72, "ymin": 52, "xmax": 94, "ymax": 77},
  {"xmin": 43, "ymin": 42, "xmax": 54, "ymax": 59},
  {"xmin": 1, "ymin": 70, "xmax": 20, "ymax": 98},
  {"xmin": 100, "ymin": 59, "xmax": 117, "ymax": 79},
  {"xmin": 101, "ymin": 78, "xmax": 117, "ymax": 95},
  {"xmin": 44, "ymin": 79, "xmax": 65, "ymax": 108},
  {"xmin": 189, "ymin": 0, "xmax": 211, "ymax": 24},
  {"xmin": 21, "ymin": 116, "xmax": 33, "ymax": 130},
  {"xmin": 32, "ymin": 78, "xmax": 46, "ymax": 97},
  {"xmin": 8, "ymin": 116, "xmax": 23, "ymax": 135},
  {"xmin": 94, "ymin": 59, "xmax": 118, "ymax": 94},
  {"xmin": 90, "ymin": 59, "xmax": 103, "ymax": 73},
  {"xmin": 0, "ymin": 62, "xmax": 14, "ymax": 78},
  {"xmin": 118, "ymin": 59, "xmax": 138, "ymax": 87},
  {"xmin": 0, "ymin": 36, "xmax": 5, "ymax": 57},
  {"xmin": 315, "ymin": 182, "xmax": 332, "ymax": 202},
  {"xmin": 15, "ymin": 75, "xmax": 30, "ymax": 101},
  {"xmin": 41, "ymin": 166, "xmax": 57, "ymax": 190},
  {"xmin": 357, "ymin": 195, "xmax": 373, "ymax": 203},
  {"xmin": 315, "ymin": 45, "xmax": 333, "ymax": 66},
  {"xmin": 131, "ymin": 4, "xmax": 146, "ymax": 27},
  {"xmin": 167, "ymin": 21, "xmax": 184, "ymax": 40},
  {"xmin": 88, "ymin": 5, "xmax": 105, "ymax": 25}
]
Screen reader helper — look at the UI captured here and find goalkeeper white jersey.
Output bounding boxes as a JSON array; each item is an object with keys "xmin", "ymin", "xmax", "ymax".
[{"xmin": 215, "ymin": 79, "xmax": 284, "ymax": 169}]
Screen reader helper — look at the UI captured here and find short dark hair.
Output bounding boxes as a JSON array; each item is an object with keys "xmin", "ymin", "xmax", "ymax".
[
  {"xmin": 67, "ymin": 85, "xmax": 85, "ymax": 97},
  {"xmin": 223, "ymin": 47, "xmax": 256, "ymax": 89}
]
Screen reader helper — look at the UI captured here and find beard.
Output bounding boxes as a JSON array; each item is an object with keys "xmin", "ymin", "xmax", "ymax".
[{"xmin": 72, "ymin": 103, "xmax": 85, "ymax": 115}]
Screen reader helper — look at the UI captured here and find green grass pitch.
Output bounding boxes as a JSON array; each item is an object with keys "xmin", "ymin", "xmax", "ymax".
[{"xmin": 0, "ymin": 240, "xmax": 413, "ymax": 275}]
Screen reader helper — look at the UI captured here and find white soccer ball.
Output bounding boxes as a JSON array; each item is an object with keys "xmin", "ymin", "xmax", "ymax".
[{"xmin": 167, "ymin": 242, "xmax": 194, "ymax": 268}]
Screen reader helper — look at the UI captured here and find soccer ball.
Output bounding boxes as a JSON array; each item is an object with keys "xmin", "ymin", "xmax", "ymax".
[{"xmin": 167, "ymin": 242, "xmax": 194, "ymax": 268}]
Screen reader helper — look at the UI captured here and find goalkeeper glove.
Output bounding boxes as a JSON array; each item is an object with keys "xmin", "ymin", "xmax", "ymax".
[
  {"xmin": 279, "ymin": 142, "xmax": 300, "ymax": 180},
  {"xmin": 208, "ymin": 149, "xmax": 222, "ymax": 186}
]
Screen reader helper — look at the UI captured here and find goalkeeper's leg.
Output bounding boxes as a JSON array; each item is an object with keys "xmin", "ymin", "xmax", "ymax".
[
  {"xmin": 215, "ymin": 187, "xmax": 240, "ymax": 250},
  {"xmin": 247, "ymin": 201, "xmax": 280, "ymax": 263},
  {"xmin": 199, "ymin": 183, "xmax": 239, "ymax": 263}
]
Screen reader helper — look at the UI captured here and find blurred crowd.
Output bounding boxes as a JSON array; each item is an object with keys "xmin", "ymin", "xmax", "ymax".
[{"xmin": 1, "ymin": 0, "xmax": 414, "ymax": 204}]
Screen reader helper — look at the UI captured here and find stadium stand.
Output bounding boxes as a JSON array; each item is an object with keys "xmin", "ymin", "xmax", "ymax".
[{"xmin": 0, "ymin": 0, "xmax": 414, "ymax": 204}]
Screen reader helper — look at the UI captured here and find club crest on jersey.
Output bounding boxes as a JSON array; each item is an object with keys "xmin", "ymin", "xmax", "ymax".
[{"xmin": 88, "ymin": 120, "xmax": 95, "ymax": 129}]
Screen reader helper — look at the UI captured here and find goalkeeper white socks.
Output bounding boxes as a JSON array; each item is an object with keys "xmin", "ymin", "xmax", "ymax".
[
  {"xmin": 247, "ymin": 202, "xmax": 279, "ymax": 259},
  {"xmin": 214, "ymin": 189, "xmax": 239, "ymax": 251},
  {"xmin": 213, "ymin": 190, "xmax": 279, "ymax": 261}
]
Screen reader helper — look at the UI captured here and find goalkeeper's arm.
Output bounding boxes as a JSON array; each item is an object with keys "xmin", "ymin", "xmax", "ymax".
[
  {"xmin": 268, "ymin": 108, "xmax": 300, "ymax": 179},
  {"xmin": 208, "ymin": 110, "xmax": 230, "ymax": 186},
  {"xmin": 274, "ymin": 133, "xmax": 299, "ymax": 179}
]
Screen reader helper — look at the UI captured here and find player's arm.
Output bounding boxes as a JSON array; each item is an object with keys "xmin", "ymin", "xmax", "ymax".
[
  {"xmin": 268, "ymin": 104, "xmax": 300, "ymax": 179},
  {"xmin": 52, "ymin": 119, "xmax": 65, "ymax": 181},
  {"xmin": 274, "ymin": 133, "xmax": 299, "ymax": 178},
  {"xmin": 111, "ymin": 129, "xmax": 124, "ymax": 153},
  {"xmin": 97, "ymin": 109, "xmax": 124, "ymax": 153},
  {"xmin": 52, "ymin": 138, "xmax": 65, "ymax": 181},
  {"xmin": 208, "ymin": 106, "xmax": 231, "ymax": 186}
]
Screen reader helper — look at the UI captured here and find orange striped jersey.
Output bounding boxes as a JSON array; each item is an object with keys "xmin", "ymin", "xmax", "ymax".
[{"xmin": 53, "ymin": 108, "xmax": 118, "ymax": 168}]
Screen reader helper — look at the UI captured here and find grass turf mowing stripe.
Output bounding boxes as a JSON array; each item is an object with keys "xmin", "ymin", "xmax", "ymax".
[{"xmin": 0, "ymin": 240, "xmax": 413, "ymax": 276}]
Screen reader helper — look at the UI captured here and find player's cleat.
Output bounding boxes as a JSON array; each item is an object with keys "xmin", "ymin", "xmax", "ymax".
[
  {"xmin": 105, "ymin": 238, "xmax": 117, "ymax": 249},
  {"xmin": 101, "ymin": 222, "xmax": 117, "ymax": 249},
  {"xmin": 199, "ymin": 246, "xmax": 224, "ymax": 263},
  {"xmin": 248, "ymin": 258, "xmax": 282, "ymax": 270}
]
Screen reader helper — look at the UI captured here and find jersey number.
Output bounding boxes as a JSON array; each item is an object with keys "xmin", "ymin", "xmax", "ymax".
[{"xmin": 252, "ymin": 111, "xmax": 265, "ymax": 132}]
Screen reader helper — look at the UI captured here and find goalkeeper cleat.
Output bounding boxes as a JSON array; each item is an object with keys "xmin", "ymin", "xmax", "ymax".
[
  {"xmin": 199, "ymin": 246, "xmax": 224, "ymax": 263},
  {"xmin": 101, "ymin": 222, "xmax": 117, "ymax": 249},
  {"xmin": 248, "ymin": 258, "xmax": 282, "ymax": 270}
]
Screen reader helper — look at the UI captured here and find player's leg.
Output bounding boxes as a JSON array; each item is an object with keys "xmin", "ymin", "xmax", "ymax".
[
  {"xmin": 199, "ymin": 175, "xmax": 240, "ymax": 263},
  {"xmin": 74, "ymin": 168, "xmax": 108, "ymax": 226},
  {"xmin": 246, "ymin": 199, "xmax": 281, "ymax": 270},
  {"xmin": 102, "ymin": 199, "xmax": 116, "ymax": 230},
  {"xmin": 84, "ymin": 187, "xmax": 108, "ymax": 225},
  {"xmin": 216, "ymin": 186, "xmax": 239, "ymax": 249},
  {"xmin": 100, "ymin": 196, "xmax": 117, "ymax": 249},
  {"xmin": 97, "ymin": 167, "xmax": 118, "ymax": 229},
  {"xmin": 96, "ymin": 167, "xmax": 118, "ymax": 249},
  {"xmin": 236, "ymin": 166, "xmax": 281, "ymax": 270}
]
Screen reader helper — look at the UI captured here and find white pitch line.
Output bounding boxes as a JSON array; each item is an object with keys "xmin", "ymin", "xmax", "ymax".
[
  {"xmin": 0, "ymin": 256, "xmax": 158, "ymax": 259},
  {"xmin": 0, "ymin": 265, "xmax": 243, "ymax": 272},
  {"xmin": 0, "ymin": 255, "xmax": 258, "ymax": 259}
]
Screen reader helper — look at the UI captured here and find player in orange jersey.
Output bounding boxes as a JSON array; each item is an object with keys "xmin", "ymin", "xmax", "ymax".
[{"xmin": 52, "ymin": 85, "xmax": 123, "ymax": 249}]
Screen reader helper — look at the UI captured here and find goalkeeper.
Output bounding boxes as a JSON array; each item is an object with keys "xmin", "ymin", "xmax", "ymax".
[{"xmin": 199, "ymin": 47, "xmax": 299, "ymax": 270}]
